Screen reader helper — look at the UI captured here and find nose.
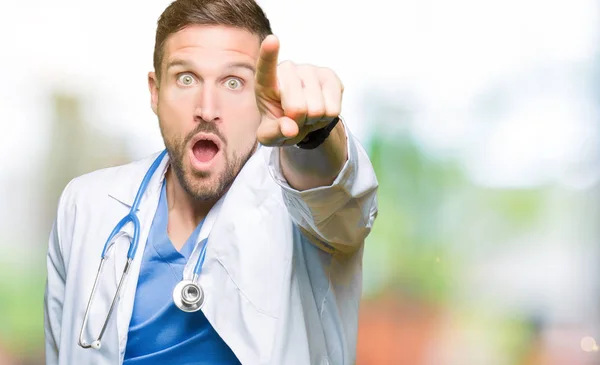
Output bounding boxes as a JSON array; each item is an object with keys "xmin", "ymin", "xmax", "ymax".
[{"xmin": 193, "ymin": 83, "xmax": 220, "ymax": 123}]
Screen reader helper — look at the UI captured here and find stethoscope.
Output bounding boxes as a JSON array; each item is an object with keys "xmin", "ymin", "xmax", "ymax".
[{"xmin": 78, "ymin": 149, "xmax": 209, "ymax": 350}]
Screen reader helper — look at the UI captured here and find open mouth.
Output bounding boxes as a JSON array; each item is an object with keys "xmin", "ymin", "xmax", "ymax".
[{"xmin": 191, "ymin": 136, "xmax": 220, "ymax": 163}]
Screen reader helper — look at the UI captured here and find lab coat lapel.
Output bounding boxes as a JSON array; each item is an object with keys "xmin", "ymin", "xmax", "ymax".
[{"xmin": 199, "ymin": 147, "xmax": 293, "ymax": 364}]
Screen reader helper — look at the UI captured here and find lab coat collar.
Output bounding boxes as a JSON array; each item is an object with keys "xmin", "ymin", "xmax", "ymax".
[
  {"xmin": 106, "ymin": 144, "xmax": 265, "ymax": 208},
  {"xmin": 107, "ymin": 150, "xmax": 169, "ymax": 209}
]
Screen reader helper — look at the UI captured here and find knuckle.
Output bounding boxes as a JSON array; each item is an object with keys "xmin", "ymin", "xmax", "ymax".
[
  {"xmin": 297, "ymin": 64, "xmax": 316, "ymax": 75},
  {"xmin": 286, "ymin": 106, "xmax": 307, "ymax": 118},
  {"xmin": 278, "ymin": 60, "xmax": 296, "ymax": 71},
  {"xmin": 327, "ymin": 107, "xmax": 341, "ymax": 118},
  {"xmin": 319, "ymin": 67, "xmax": 342, "ymax": 85},
  {"xmin": 308, "ymin": 105, "xmax": 326, "ymax": 118},
  {"xmin": 318, "ymin": 66, "xmax": 334, "ymax": 77},
  {"xmin": 325, "ymin": 102, "xmax": 341, "ymax": 117}
]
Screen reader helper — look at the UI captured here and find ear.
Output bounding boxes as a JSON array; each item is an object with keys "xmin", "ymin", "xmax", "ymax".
[{"xmin": 148, "ymin": 71, "xmax": 159, "ymax": 115}]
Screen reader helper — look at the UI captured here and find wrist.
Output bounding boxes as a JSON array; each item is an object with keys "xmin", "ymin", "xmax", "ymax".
[
  {"xmin": 279, "ymin": 120, "xmax": 347, "ymax": 190},
  {"xmin": 295, "ymin": 116, "xmax": 340, "ymax": 150}
]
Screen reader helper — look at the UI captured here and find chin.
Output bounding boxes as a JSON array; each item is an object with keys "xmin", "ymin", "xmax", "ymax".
[
  {"xmin": 183, "ymin": 165, "xmax": 233, "ymax": 202},
  {"xmin": 183, "ymin": 177, "xmax": 224, "ymax": 201}
]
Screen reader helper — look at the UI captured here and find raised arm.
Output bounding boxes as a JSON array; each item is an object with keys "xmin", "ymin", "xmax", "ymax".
[{"xmin": 253, "ymin": 35, "xmax": 378, "ymax": 254}]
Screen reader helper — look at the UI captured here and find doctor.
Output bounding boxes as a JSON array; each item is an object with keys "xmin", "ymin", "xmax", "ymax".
[{"xmin": 43, "ymin": 0, "xmax": 378, "ymax": 364}]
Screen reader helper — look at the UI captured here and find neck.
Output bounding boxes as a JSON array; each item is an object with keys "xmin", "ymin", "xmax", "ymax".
[{"xmin": 164, "ymin": 167, "xmax": 215, "ymax": 250}]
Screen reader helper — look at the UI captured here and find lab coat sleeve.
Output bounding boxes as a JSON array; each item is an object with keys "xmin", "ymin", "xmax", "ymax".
[
  {"xmin": 44, "ymin": 180, "xmax": 73, "ymax": 364},
  {"xmin": 265, "ymin": 119, "xmax": 379, "ymax": 254}
]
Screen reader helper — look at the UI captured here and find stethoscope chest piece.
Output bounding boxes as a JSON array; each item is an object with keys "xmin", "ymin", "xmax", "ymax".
[{"xmin": 173, "ymin": 279, "xmax": 204, "ymax": 312}]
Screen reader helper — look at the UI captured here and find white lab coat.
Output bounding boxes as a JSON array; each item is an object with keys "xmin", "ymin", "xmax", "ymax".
[{"xmin": 43, "ymin": 125, "xmax": 378, "ymax": 365}]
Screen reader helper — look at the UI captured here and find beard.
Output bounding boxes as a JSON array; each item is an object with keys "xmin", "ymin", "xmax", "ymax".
[{"xmin": 163, "ymin": 122, "xmax": 256, "ymax": 202}]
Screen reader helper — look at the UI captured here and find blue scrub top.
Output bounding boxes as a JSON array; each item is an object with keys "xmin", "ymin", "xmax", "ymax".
[{"xmin": 123, "ymin": 180, "xmax": 241, "ymax": 365}]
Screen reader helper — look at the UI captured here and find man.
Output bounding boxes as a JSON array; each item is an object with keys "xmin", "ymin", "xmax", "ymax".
[{"xmin": 43, "ymin": 0, "xmax": 378, "ymax": 364}]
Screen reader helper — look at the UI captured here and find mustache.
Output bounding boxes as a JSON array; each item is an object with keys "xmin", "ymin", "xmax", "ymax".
[{"xmin": 184, "ymin": 122, "xmax": 227, "ymax": 146}]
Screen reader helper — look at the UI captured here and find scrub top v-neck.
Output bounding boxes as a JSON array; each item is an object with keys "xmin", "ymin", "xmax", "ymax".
[{"xmin": 123, "ymin": 180, "xmax": 241, "ymax": 364}]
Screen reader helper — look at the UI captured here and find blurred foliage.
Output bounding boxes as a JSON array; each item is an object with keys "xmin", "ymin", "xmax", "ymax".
[
  {"xmin": 364, "ymin": 128, "xmax": 465, "ymax": 303},
  {"xmin": 364, "ymin": 124, "xmax": 549, "ymax": 304},
  {"xmin": 360, "ymin": 104, "xmax": 556, "ymax": 363},
  {"xmin": 0, "ymin": 259, "xmax": 46, "ymax": 362}
]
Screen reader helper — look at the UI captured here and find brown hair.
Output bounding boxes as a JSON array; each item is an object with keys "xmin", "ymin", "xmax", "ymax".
[{"xmin": 153, "ymin": 0, "xmax": 273, "ymax": 80}]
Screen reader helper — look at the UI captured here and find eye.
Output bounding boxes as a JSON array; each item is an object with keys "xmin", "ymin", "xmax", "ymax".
[
  {"xmin": 178, "ymin": 74, "xmax": 195, "ymax": 86},
  {"xmin": 224, "ymin": 78, "xmax": 242, "ymax": 90}
]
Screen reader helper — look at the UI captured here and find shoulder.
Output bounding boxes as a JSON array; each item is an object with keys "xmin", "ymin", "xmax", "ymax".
[{"xmin": 58, "ymin": 152, "xmax": 162, "ymax": 210}]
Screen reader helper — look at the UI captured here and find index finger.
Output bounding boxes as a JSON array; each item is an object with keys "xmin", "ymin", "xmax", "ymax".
[{"xmin": 255, "ymin": 35, "xmax": 280, "ymax": 90}]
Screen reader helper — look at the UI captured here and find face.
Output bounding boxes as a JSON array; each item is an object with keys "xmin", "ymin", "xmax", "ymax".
[{"xmin": 148, "ymin": 25, "xmax": 262, "ymax": 202}]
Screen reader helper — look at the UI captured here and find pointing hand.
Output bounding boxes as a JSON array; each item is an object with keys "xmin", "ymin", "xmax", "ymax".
[{"xmin": 255, "ymin": 35, "xmax": 343, "ymax": 147}]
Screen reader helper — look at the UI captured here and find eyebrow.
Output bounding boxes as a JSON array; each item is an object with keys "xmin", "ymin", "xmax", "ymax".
[
  {"xmin": 166, "ymin": 58, "xmax": 193, "ymax": 71},
  {"xmin": 166, "ymin": 59, "xmax": 256, "ymax": 74},
  {"xmin": 224, "ymin": 62, "xmax": 256, "ymax": 74}
]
